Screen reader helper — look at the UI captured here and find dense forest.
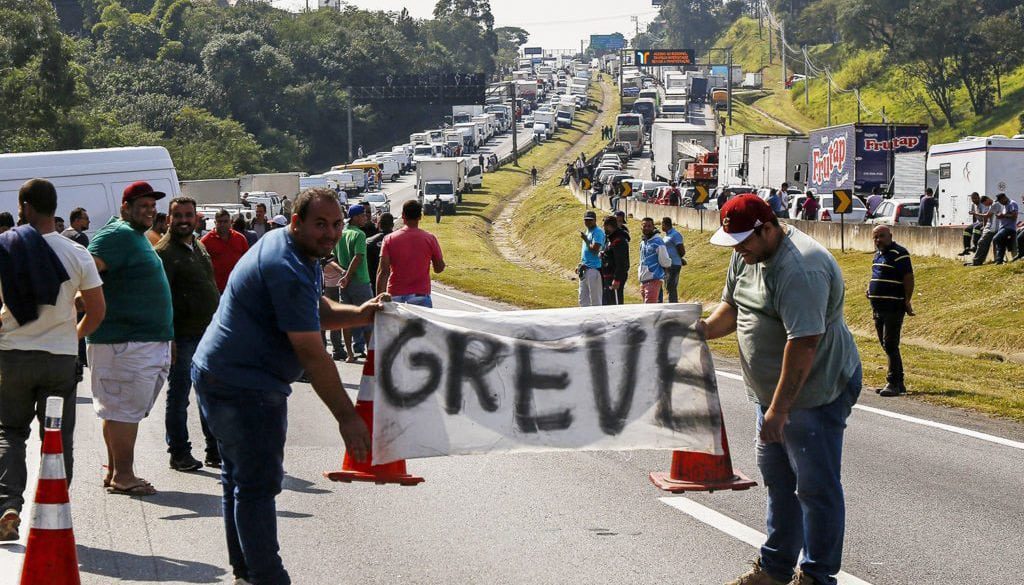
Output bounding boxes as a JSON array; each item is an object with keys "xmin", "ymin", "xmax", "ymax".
[
  {"xmin": 638, "ymin": 1, "xmax": 1024, "ymax": 132},
  {"xmin": 0, "ymin": 0, "xmax": 527, "ymax": 178}
]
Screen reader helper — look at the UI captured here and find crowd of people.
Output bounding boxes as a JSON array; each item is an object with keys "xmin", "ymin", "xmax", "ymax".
[{"xmin": 0, "ymin": 178, "xmax": 445, "ymax": 584}]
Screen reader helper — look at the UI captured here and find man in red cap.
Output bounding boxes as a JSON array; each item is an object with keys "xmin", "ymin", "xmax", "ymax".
[
  {"xmin": 701, "ymin": 195, "xmax": 861, "ymax": 585},
  {"xmin": 87, "ymin": 181, "xmax": 174, "ymax": 496}
]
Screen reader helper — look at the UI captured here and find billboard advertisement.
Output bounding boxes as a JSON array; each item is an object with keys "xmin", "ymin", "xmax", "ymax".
[
  {"xmin": 634, "ymin": 49, "xmax": 695, "ymax": 67},
  {"xmin": 523, "ymin": 47, "xmax": 543, "ymax": 56},
  {"xmin": 809, "ymin": 124, "xmax": 928, "ymax": 194},
  {"xmin": 590, "ymin": 34, "xmax": 626, "ymax": 51}
]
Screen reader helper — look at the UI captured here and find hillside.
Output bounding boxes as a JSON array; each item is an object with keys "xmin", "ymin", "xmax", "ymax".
[{"xmin": 715, "ymin": 17, "xmax": 1024, "ymax": 142}]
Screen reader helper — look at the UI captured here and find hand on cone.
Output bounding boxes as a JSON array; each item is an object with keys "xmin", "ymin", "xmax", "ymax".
[{"xmin": 339, "ymin": 413, "xmax": 371, "ymax": 463}]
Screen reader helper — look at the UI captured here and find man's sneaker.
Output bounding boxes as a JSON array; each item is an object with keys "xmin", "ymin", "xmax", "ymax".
[
  {"xmin": 787, "ymin": 571, "xmax": 819, "ymax": 585},
  {"xmin": 204, "ymin": 452, "xmax": 222, "ymax": 469},
  {"xmin": 331, "ymin": 351, "xmax": 347, "ymax": 361},
  {"xmin": 169, "ymin": 453, "xmax": 203, "ymax": 471},
  {"xmin": 0, "ymin": 509, "xmax": 20, "ymax": 541},
  {"xmin": 725, "ymin": 560, "xmax": 787, "ymax": 585},
  {"xmin": 879, "ymin": 383, "xmax": 905, "ymax": 397}
]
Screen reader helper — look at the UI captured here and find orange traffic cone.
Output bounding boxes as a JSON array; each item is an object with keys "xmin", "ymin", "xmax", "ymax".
[
  {"xmin": 324, "ymin": 350, "xmax": 424, "ymax": 486},
  {"xmin": 20, "ymin": 397, "xmax": 80, "ymax": 585},
  {"xmin": 649, "ymin": 420, "xmax": 756, "ymax": 493}
]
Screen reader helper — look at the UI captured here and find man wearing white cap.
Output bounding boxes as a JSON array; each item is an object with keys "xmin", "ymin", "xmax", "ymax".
[{"xmin": 701, "ymin": 195, "xmax": 861, "ymax": 585}]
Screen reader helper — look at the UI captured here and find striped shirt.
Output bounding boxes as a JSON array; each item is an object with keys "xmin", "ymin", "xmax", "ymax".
[{"xmin": 869, "ymin": 243, "xmax": 912, "ymax": 311}]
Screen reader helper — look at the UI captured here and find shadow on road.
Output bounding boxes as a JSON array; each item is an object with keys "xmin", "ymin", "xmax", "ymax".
[
  {"xmin": 77, "ymin": 544, "xmax": 227, "ymax": 583},
  {"xmin": 283, "ymin": 475, "xmax": 330, "ymax": 495},
  {"xmin": 144, "ymin": 490, "xmax": 313, "ymax": 521}
]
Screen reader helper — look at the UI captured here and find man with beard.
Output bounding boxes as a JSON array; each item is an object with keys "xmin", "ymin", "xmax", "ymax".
[
  {"xmin": 155, "ymin": 197, "xmax": 222, "ymax": 471},
  {"xmin": 88, "ymin": 181, "xmax": 174, "ymax": 496},
  {"xmin": 866, "ymin": 225, "xmax": 914, "ymax": 397}
]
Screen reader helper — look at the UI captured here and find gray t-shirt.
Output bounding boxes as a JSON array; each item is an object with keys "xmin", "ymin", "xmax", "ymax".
[
  {"xmin": 722, "ymin": 225, "xmax": 861, "ymax": 409},
  {"xmin": 998, "ymin": 200, "xmax": 1018, "ymax": 231}
]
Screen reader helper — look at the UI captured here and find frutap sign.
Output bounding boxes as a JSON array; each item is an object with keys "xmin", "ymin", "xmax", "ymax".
[
  {"xmin": 371, "ymin": 303, "xmax": 725, "ymax": 465},
  {"xmin": 811, "ymin": 135, "xmax": 847, "ymax": 186}
]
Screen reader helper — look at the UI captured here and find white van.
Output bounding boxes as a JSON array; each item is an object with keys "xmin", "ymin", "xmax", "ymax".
[{"xmin": 0, "ymin": 146, "xmax": 179, "ymax": 236}]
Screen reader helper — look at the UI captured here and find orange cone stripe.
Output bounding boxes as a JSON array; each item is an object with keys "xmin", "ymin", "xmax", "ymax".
[
  {"xmin": 34, "ymin": 479, "xmax": 70, "ymax": 505},
  {"xmin": 29, "ymin": 503, "xmax": 73, "ymax": 531},
  {"xmin": 40, "ymin": 430, "xmax": 62, "ymax": 455}
]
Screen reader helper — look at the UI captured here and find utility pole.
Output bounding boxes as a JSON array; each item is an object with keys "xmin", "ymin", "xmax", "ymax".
[
  {"xmin": 827, "ymin": 75, "xmax": 832, "ymax": 125},
  {"xmin": 758, "ymin": 0, "xmax": 763, "ymax": 37},
  {"xmin": 804, "ymin": 46, "xmax": 809, "ymax": 106},
  {"xmin": 855, "ymin": 89, "xmax": 861, "ymax": 123},
  {"xmin": 768, "ymin": 18, "xmax": 773, "ymax": 64},
  {"xmin": 510, "ymin": 80, "xmax": 519, "ymax": 167},
  {"xmin": 780, "ymin": 22, "xmax": 786, "ymax": 87},
  {"xmin": 347, "ymin": 88, "xmax": 353, "ymax": 162},
  {"xmin": 727, "ymin": 48, "xmax": 733, "ymax": 127}
]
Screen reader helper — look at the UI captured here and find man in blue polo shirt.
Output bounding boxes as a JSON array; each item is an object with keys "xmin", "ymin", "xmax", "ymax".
[
  {"xmin": 577, "ymin": 210, "xmax": 605, "ymax": 306},
  {"xmin": 867, "ymin": 225, "xmax": 914, "ymax": 397},
  {"xmin": 193, "ymin": 188, "xmax": 382, "ymax": 585}
]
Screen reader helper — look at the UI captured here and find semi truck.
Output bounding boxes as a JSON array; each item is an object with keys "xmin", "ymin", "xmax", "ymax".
[
  {"xmin": 807, "ymin": 123, "xmax": 928, "ymax": 197},
  {"xmin": 651, "ymin": 120, "xmax": 718, "ymax": 183},
  {"xmin": 927, "ymin": 135, "xmax": 1024, "ymax": 226},
  {"xmin": 717, "ymin": 133, "xmax": 792, "ymax": 188},
  {"xmin": 614, "ymin": 113, "xmax": 645, "ymax": 155},
  {"xmin": 179, "ymin": 178, "xmax": 241, "ymax": 205},
  {"xmin": 746, "ymin": 136, "xmax": 810, "ymax": 190}
]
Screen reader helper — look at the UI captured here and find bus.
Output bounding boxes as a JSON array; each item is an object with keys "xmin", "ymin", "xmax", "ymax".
[{"xmin": 614, "ymin": 113, "xmax": 644, "ymax": 155}]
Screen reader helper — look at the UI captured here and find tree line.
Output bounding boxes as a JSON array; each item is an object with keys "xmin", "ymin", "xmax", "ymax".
[
  {"xmin": 1, "ymin": 0, "xmax": 524, "ymax": 179},
  {"xmin": 639, "ymin": 0, "xmax": 1024, "ymax": 129}
]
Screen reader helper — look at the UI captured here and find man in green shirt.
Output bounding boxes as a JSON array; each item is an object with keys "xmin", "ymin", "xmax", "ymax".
[
  {"xmin": 335, "ymin": 204, "xmax": 373, "ymax": 362},
  {"xmin": 703, "ymin": 195, "xmax": 861, "ymax": 585},
  {"xmin": 88, "ymin": 181, "xmax": 174, "ymax": 497}
]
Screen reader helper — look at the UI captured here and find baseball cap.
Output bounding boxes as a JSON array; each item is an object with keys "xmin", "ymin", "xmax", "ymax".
[
  {"xmin": 347, "ymin": 204, "xmax": 366, "ymax": 217},
  {"xmin": 271, "ymin": 214, "xmax": 289, "ymax": 226},
  {"xmin": 710, "ymin": 194, "xmax": 776, "ymax": 247},
  {"xmin": 583, "ymin": 210, "xmax": 597, "ymax": 220},
  {"xmin": 122, "ymin": 181, "xmax": 165, "ymax": 204}
]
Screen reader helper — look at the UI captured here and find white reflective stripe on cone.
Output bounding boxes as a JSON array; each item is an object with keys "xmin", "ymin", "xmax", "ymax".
[
  {"xmin": 39, "ymin": 454, "xmax": 66, "ymax": 480},
  {"xmin": 30, "ymin": 503, "xmax": 73, "ymax": 530},
  {"xmin": 357, "ymin": 374, "xmax": 374, "ymax": 402}
]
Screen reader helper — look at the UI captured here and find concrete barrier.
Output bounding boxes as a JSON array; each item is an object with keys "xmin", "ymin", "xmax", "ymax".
[{"xmin": 568, "ymin": 182, "xmax": 967, "ymax": 260}]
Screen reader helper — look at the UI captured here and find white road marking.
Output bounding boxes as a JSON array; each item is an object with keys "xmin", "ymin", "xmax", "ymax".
[
  {"xmin": 432, "ymin": 290, "xmax": 1024, "ymax": 452},
  {"xmin": 660, "ymin": 497, "xmax": 875, "ymax": 585}
]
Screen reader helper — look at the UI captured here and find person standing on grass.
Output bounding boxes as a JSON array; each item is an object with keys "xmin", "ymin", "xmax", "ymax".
[
  {"xmin": 376, "ymin": 200, "xmax": 445, "ymax": 308},
  {"xmin": 867, "ymin": 225, "xmax": 914, "ymax": 398},
  {"xmin": 659, "ymin": 217, "xmax": 685, "ymax": 303},
  {"xmin": 194, "ymin": 188, "xmax": 377, "ymax": 585},
  {"xmin": 155, "ymin": 197, "xmax": 222, "ymax": 471},
  {"xmin": 637, "ymin": 217, "xmax": 670, "ymax": 304},
  {"xmin": 600, "ymin": 215, "xmax": 629, "ymax": 306},
  {"xmin": 531, "ymin": 166, "xmax": 538, "ymax": 186},
  {"xmin": 577, "ymin": 210, "xmax": 605, "ymax": 307},
  {"xmin": 0, "ymin": 179, "xmax": 105, "ymax": 541},
  {"xmin": 88, "ymin": 181, "xmax": 174, "ymax": 497},
  {"xmin": 704, "ymin": 195, "xmax": 861, "ymax": 585}
]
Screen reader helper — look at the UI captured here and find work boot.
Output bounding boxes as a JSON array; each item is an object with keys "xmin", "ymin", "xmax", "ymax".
[
  {"xmin": 725, "ymin": 559, "xmax": 788, "ymax": 585},
  {"xmin": 0, "ymin": 509, "xmax": 20, "ymax": 541},
  {"xmin": 204, "ymin": 450, "xmax": 222, "ymax": 469},
  {"xmin": 169, "ymin": 453, "xmax": 203, "ymax": 472},
  {"xmin": 879, "ymin": 383, "xmax": 905, "ymax": 397},
  {"xmin": 787, "ymin": 571, "xmax": 819, "ymax": 585}
]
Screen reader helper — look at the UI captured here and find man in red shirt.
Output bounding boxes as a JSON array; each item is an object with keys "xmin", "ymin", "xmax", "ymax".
[
  {"xmin": 375, "ymin": 200, "xmax": 445, "ymax": 307},
  {"xmin": 200, "ymin": 209, "xmax": 250, "ymax": 292}
]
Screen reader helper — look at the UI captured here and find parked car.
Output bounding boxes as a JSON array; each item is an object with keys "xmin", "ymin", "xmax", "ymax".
[
  {"xmin": 789, "ymin": 193, "xmax": 868, "ymax": 222},
  {"xmin": 866, "ymin": 198, "xmax": 920, "ymax": 226}
]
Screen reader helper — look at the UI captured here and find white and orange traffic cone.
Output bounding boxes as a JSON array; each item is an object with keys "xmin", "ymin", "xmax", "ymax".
[
  {"xmin": 649, "ymin": 420, "xmax": 756, "ymax": 493},
  {"xmin": 20, "ymin": 396, "xmax": 80, "ymax": 585},
  {"xmin": 323, "ymin": 350, "xmax": 424, "ymax": 486}
]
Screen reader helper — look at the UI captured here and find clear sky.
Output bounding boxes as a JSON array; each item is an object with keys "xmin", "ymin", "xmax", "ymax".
[{"xmin": 268, "ymin": 0, "xmax": 661, "ymax": 51}]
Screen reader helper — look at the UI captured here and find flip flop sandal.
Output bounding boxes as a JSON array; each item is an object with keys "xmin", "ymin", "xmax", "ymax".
[
  {"xmin": 102, "ymin": 464, "xmax": 111, "ymax": 488},
  {"xmin": 106, "ymin": 481, "xmax": 157, "ymax": 497}
]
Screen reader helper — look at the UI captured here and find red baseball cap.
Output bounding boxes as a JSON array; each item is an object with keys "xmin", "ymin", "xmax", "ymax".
[
  {"xmin": 710, "ymin": 194, "xmax": 776, "ymax": 246},
  {"xmin": 122, "ymin": 181, "xmax": 166, "ymax": 204}
]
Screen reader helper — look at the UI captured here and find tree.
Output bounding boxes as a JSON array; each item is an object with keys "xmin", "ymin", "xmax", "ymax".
[
  {"xmin": 654, "ymin": 0, "xmax": 722, "ymax": 53},
  {"xmin": 977, "ymin": 14, "xmax": 1024, "ymax": 100},
  {"xmin": 494, "ymin": 26, "xmax": 528, "ymax": 70},
  {"xmin": 836, "ymin": 0, "xmax": 908, "ymax": 51},
  {"xmin": 891, "ymin": 1, "xmax": 962, "ymax": 128}
]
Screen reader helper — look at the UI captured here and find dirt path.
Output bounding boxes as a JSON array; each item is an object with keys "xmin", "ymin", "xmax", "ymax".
[{"xmin": 490, "ymin": 78, "xmax": 617, "ymax": 281}]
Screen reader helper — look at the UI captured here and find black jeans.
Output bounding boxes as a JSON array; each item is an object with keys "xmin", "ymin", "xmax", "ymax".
[
  {"xmin": 0, "ymin": 351, "xmax": 77, "ymax": 514},
  {"xmin": 872, "ymin": 308, "xmax": 905, "ymax": 387},
  {"xmin": 602, "ymin": 281, "xmax": 624, "ymax": 305}
]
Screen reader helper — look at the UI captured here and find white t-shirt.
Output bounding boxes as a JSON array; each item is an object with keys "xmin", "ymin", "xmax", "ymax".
[{"xmin": 0, "ymin": 232, "xmax": 103, "ymax": 355}]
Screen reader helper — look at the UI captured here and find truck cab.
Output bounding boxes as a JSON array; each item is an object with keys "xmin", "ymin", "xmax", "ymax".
[{"xmin": 421, "ymin": 180, "xmax": 458, "ymax": 215}]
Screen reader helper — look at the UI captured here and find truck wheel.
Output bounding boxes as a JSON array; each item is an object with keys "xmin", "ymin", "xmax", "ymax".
[{"xmin": 391, "ymin": 174, "xmax": 399, "ymax": 182}]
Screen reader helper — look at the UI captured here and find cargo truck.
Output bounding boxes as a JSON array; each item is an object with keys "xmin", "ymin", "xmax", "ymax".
[
  {"xmin": 651, "ymin": 120, "xmax": 718, "ymax": 183},
  {"xmin": 452, "ymin": 105, "xmax": 485, "ymax": 125},
  {"xmin": 179, "ymin": 178, "xmax": 241, "ymax": 206},
  {"xmin": 453, "ymin": 122, "xmax": 480, "ymax": 152},
  {"xmin": 927, "ymin": 135, "xmax": 1024, "ymax": 226},
  {"xmin": 807, "ymin": 123, "xmax": 928, "ymax": 197},
  {"xmin": 239, "ymin": 172, "xmax": 300, "ymax": 198},
  {"xmin": 534, "ymin": 110, "xmax": 557, "ymax": 138},
  {"xmin": 746, "ymin": 136, "xmax": 810, "ymax": 190},
  {"xmin": 416, "ymin": 157, "xmax": 467, "ymax": 200},
  {"xmin": 614, "ymin": 113, "xmax": 645, "ymax": 155},
  {"xmin": 717, "ymin": 133, "xmax": 792, "ymax": 188}
]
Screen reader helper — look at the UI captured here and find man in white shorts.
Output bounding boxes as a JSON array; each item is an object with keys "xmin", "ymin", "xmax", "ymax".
[
  {"xmin": 0, "ymin": 179, "xmax": 106, "ymax": 541},
  {"xmin": 87, "ymin": 181, "xmax": 175, "ymax": 496}
]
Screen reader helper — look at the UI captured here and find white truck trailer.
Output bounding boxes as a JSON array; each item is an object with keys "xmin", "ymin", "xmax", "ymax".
[
  {"xmin": 746, "ymin": 136, "xmax": 810, "ymax": 190},
  {"xmin": 417, "ymin": 157, "xmax": 467, "ymax": 214},
  {"xmin": 239, "ymin": 172, "xmax": 301, "ymax": 198},
  {"xmin": 534, "ymin": 110, "xmax": 557, "ymax": 138},
  {"xmin": 717, "ymin": 134, "xmax": 791, "ymax": 188},
  {"xmin": 452, "ymin": 105, "xmax": 485, "ymax": 125},
  {"xmin": 651, "ymin": 120, "xmax": 718, "ymax": 183},
  {"xmin": 179, "ymin": 178, "xmax": 241, "ymax": 206},
  {"xmin": 928, "ymin": 135, "xmax": 1024, "ymax": 226}
]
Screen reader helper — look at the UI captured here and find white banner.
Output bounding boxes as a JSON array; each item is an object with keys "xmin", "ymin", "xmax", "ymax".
[{"xmin": 372, "ymin": 303, "xmax": 725, "ymax": 464}]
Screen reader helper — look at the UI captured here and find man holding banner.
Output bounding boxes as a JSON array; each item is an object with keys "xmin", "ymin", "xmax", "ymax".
[
  {"xmin": 192, "ymin": 189, "xmax": 382, "ymax": 585},
  {"xmin": 703, "ymin": 195, "xmax": 862, "ymax": 585}
]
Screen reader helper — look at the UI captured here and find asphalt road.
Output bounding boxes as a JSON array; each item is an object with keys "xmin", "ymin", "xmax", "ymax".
[{"xmin": 1, "ymin": 285, "xmax": 1021, "ymax": 585}]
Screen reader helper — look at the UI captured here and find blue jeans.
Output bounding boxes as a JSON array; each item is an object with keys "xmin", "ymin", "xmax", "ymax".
[
  {"xmin": 393, "ymin": 294, "xmax": 433, "ymax": 308},
  {"xmin": 166, "ymin": 337, "xmax": 217, "ymax": 457},
  {"xmin": 193, "ymin": 366, "xmax": 290, "ymax": 585},
  {"xmin": 658, "ymin": 265, "xmax": 681, "ymax": 303},
  {"xmin": 756, "ymin": 365, "xmax": 862, "ymax": 585},
  {"xmin": 993, "ymin": 226, "xmax": 1016, "ymax": 263}
]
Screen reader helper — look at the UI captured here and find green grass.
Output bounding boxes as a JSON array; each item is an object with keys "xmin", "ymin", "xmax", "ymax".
[{"xmin": 716, "ymin": 17, "xmax": 1024, "ymax": 142}]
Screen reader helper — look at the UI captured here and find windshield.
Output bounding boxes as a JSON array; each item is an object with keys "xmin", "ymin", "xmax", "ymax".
[
  {"xmin": 424, "ymin": 183, "xmax": 453, "ymax": 195},
  {"xmin": 363, "ymin": 193, "xmax": 386, "ymax": 203},
  {"xmin": 414, "ymin": 147, "xmax": 432, "ymax": 155}
]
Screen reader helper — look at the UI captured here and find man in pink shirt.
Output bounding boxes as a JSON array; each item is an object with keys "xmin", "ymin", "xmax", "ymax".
[{"xmin": 376, "ymin": 200, "xmax": 445, "ymax": 307}]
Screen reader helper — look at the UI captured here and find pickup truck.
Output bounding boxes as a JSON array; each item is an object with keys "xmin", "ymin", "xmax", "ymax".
[{"xmin": 421, "ymin": 180, "xmax": 458, "ymax": 215}]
